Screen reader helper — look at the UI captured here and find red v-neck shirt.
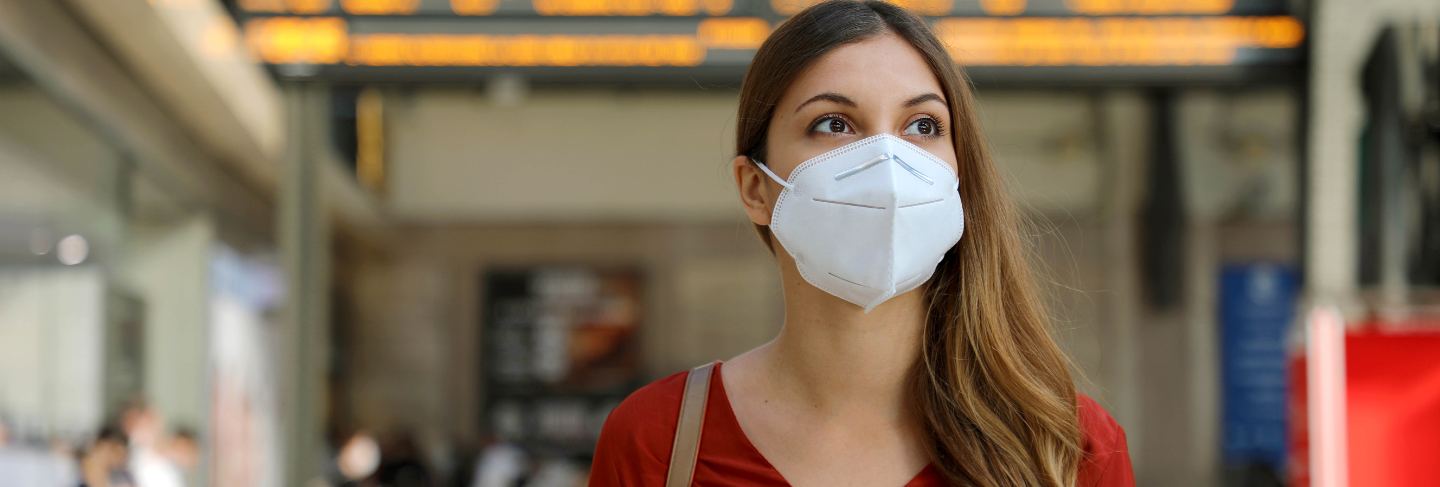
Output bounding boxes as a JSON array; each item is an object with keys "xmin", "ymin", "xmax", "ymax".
[{"xmin": 590, "ymin": 362, "xmax": 1134, "ymax": 486}]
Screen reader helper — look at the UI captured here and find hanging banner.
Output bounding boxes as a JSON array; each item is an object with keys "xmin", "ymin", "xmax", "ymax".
[{"xmin": 1220, "ymin": 263, "xmax": 1298, "ymax": 471}]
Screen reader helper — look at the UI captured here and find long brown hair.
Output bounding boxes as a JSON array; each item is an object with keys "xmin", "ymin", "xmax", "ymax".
[{"xmin": 735, "ymin": 2, "xmax": 1083, "ymax": 485}]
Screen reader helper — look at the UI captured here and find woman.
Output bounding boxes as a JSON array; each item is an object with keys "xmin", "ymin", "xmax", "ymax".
[{"xmin": 590, "ymin": 1, "xmax": 1134, "ymax": 486}]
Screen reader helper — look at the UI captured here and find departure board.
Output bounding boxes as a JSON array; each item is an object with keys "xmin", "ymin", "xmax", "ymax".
[{"xmin": 230, "ymin": 0, "xmax": 1306, "ymax": 84}]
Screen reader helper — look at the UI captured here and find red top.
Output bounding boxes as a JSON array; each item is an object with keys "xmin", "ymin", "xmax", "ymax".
[{"xmin": 590, "ymin": 362, "xmax": 1134, "ymax": 486}]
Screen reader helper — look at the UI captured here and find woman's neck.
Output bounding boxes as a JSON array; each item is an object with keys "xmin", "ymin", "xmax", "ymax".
[{"xmin": 752, "ymin": 260, "xmax": 927, "ymax": 421}]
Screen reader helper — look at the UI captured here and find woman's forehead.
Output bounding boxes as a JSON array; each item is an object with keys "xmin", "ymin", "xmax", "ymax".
[{"xmin": 779, "ymin": 32, "xmax": 947, "ymax": 112}]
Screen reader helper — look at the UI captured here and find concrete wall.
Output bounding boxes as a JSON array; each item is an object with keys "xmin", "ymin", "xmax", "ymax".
[
  {"xmin": 0, "ymin": 267, "xmax": 106, "ymax": 438},
  {"xmin": 120, "ymin": 216, "xmax": 215, "ymax": 433},
  {"xmin": 0, "ymin": 84, "xmax": 119, "ymax": 202},
  {"xmin": 386, "ymin": 88, "xmax": 742, "ymax": 221},
  {"xmin": 0, "ymin": 81, "xmax": 122, "ymax": 439},
  {"xmin": 1, "ymin": 77, "xmax": 219, "ymax": 481},
  {"xmin": 384, "ymin": 88, "xmax": 1109, "ymax": 222},
  {"xmin": 1178, "ymin": 90, "xmax": 1299, "ymax": 221},
  {"xmin": 0, "ymin": 82, "xmax": 126, "ymax": 261}
]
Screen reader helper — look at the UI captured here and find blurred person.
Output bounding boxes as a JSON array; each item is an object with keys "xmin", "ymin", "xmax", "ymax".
[
  {"xmin": 336, "ymin": 431, "xmax": 381, "ymax": 486},
  {"xmin": 160, "ymin": 427, "xmax": 200, "ymax": 473},
  {"xmin": 0, "ymin": 416, "xmax": 79, "ymax": 486},
  {"xmin": 80, "ymin": 426, "xmax": 135, "ymax": 487},
  {"xmin": 590, "ymin": 2, "xmax": 1133, "ymax": 487},
  {"xmin": 469, "ymin": 435, "xmax": 528, "ymax": 487},
  {"xmin": 530, "ymin": 458, "xmax": 583, "ymax": 487},
  {"xmin": 120, "ymin": 400, "xmax": 163, "ymax": 449},
  {"xmin": 122, "ymin": 400, "xmax": 185, "ymax": 487},
  {"xmin": 376, "ymin": 432, "xmax": 433, "ymax": 487}
]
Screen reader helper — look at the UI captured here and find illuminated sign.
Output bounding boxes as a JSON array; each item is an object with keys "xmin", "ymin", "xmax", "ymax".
[
  {"xmin": 236, "ymin": 0, "xmax": 1289, "ymax": 16},
  {"xmin": 245, "ymin": 16, "xmax": 771, "ymax": 67},
  {"xmin": 936, "ymin": 16, "xmax": 1303, "ymax": 66},
  {"xmin": 229, "ymin": 0, "xmax": 1305, "ymax": 82}
]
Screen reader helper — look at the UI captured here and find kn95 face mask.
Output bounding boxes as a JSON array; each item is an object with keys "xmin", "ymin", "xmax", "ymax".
[{"xmin": 752, "ymin": 133, "xmax": 965, "ymax": 312}]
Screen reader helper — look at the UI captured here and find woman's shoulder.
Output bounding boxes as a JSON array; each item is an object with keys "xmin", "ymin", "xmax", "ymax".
[
  {"xmin": 1075, "ymin": 394, "xmax": 1135, "ymax": 487},
  {"xmin": 601, "ymin": 368, "xmax": 690, "ymax": 441},
  {"xmin": 589, "ymin": 368, "xmax": 692, "ymax": 484},
  {"xmin": 1076, "ymin": 394, "xmax": 1126, "ymax": 451}
]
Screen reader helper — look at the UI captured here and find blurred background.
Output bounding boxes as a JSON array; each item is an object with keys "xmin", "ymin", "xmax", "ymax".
[{"xmin": 0, "ymin": 0, "xmax": 1437, "ymax": 486}]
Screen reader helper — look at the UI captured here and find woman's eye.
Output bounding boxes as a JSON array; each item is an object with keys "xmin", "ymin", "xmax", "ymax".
[
  {"xmin": 903, "ymin": 117, "xmax": 941, "ymax": 137},
  {"xmin": 811, "ymin": 117, "xmax": 851, "ymax": 135}
]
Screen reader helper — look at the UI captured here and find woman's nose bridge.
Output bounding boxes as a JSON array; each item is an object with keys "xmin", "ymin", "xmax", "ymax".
[{"xmin": 856, "ymin": 113, "xmax": 904, "ymax": 138}]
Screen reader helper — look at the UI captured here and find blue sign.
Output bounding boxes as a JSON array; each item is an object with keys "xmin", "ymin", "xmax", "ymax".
[{"xmin": 1220, "ymin": 263, "xmax": 1298, "ymax": 468}]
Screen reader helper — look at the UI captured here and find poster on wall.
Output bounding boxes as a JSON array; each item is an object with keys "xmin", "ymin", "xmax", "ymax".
[
  {"xmin": 209, "ymin": 247, "xmax": 283, "ymax": 487},
  {"xmin": 1220, "ymin": 263, "xmax": 1298, "ymax": 482},
  {"xmin": 481, "ymin": 267, "xmax": 643, "ymax": 459}
]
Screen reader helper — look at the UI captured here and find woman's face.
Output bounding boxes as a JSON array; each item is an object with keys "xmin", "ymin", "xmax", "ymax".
[{"xmin": 736, "ymin": 30, "xmax": 959, "ymax": 227}]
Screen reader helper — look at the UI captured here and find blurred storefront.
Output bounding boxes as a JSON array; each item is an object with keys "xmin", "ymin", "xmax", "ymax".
[
  {"xmin": 0, "ymin": 56, "xmax": 138, "ymax": 452},
  {"xmin": 0, "ymin": 1, "xmax": 311, "ymax": 486}
]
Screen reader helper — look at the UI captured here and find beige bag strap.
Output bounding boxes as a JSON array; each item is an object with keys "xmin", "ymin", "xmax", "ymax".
[{"xmin": 665, "ymin": 361, "xmax": 717, "ymax": 487}]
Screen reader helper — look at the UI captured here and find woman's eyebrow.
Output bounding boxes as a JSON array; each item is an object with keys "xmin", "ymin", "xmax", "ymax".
[
  {"xmin": 795, "ymin": 92, "xmax": 856, "ymax": 113},
  {"xmin": 903, "ymin": 93, "xmax": 946, "ymax": 107}
]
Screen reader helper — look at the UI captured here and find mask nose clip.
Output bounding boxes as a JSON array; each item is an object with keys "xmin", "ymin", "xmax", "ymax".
[
  {"xmin": 753, "ymin": 136, "xmax": 940, "ymax": 189},
  {"xmin": 834, "ymin": 153, "xmax": 892, "ymax": 181},
  {"xmin": 833, "ymin": 151, "xmax": 935, "ymax": 186},
  {"xmin": 890, "ymin": 155, "xmax": 935, "ymax": 185}
]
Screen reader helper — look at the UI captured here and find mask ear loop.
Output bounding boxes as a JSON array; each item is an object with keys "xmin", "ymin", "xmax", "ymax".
[{"xmin": 750, "ymin": 159, "xmax": 795, "ymax": 190}]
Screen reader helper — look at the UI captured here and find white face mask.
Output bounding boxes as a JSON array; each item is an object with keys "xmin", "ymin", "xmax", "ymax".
[{"xmin": 753, "ymin": 134, "xmax": 965, "ymax": 312}]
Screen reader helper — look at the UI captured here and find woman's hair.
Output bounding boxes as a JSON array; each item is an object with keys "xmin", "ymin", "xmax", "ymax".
[{"xmin": 734, "ymin": 2, "xmax": 1083, "ymax": 485}]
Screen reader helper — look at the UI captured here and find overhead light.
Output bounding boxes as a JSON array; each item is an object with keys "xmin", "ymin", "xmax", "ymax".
[
  {"xmin": 56, "ymin": 234, "xmax": 88, "ymax": 265},
  {"xmin": 337, "ymin": 432, "xmax": 380, "ymax": 480},
  {"xmin": 28, "ymin": 229, "xmax": 50, "ymax": 256}
]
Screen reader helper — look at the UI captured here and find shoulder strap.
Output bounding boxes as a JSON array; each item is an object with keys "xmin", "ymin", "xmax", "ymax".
[{"xmin": 665, "ymin": 361, "xmax": 716, "ymax": 487}]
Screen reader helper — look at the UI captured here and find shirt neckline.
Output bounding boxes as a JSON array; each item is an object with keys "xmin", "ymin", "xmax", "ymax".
[{"xmin": 709, "ymin": 360, "xmax": 938, "ymax": 486}]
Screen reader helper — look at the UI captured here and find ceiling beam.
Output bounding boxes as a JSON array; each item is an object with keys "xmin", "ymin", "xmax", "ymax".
[{"xmin": 0, "ymin": 0, "xmax": 272, "ymax": 235}]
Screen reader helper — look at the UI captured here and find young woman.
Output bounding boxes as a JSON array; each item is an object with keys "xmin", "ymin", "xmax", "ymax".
[{"xmin": 590, "ymin": 1, "xmax": 1134, "ymax": 486}]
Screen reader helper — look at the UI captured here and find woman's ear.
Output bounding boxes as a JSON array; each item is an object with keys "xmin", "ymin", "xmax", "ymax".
[{"xmin": 732, "ymin": 155, "xmax": 774, "ymax": 226}]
